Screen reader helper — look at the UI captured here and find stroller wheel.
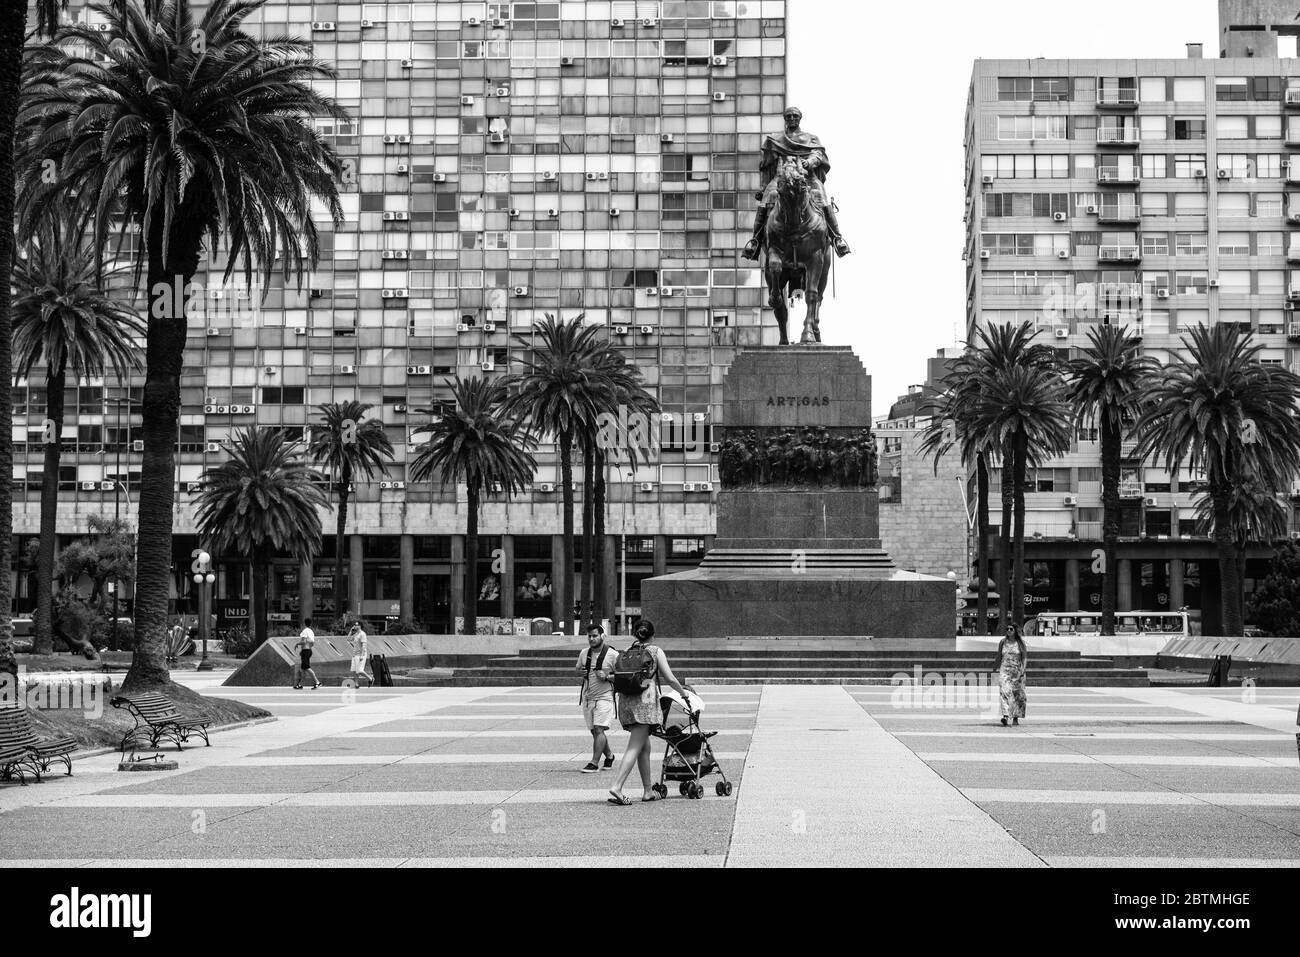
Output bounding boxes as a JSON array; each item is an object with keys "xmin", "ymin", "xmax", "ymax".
[
  {"xmin": 679, "ymin": 782, "xmax": 690, "ymax": 796},
  {"xmin": 689, "ymin": 782, "xmax": 704, "ymax": 799},
  {"xmin": 716, "ymin": 781, "xmax": 733, "ymax": 797}
]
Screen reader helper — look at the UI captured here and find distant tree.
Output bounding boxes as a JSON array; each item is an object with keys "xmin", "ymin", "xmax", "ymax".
[
  {"xmin": 50, "ymin": 514, "xmax": 137, "ymax": 659},
  {"xmin": 1246, "ymin": 540, "xmax": 1300, "ymax": 637}
]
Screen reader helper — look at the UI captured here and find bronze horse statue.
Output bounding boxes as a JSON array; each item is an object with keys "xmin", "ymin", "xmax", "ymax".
[{"xmin": 760, "ymin": 157, "xmax": 833, "ymax": 345}]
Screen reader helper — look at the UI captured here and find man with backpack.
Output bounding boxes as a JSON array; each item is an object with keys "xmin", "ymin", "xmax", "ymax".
[{"xmin": 575, "ymin": 624, "xmax": 618, "ymax": 773}]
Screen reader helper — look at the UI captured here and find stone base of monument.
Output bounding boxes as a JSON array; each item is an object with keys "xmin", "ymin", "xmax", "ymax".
[
  {"xmin": 640, "ymin": 345, "xmax": 954, "ymax": 644},
  {"xmin": 118, "ymin": 754, "xmax": 179, "ymax": 772}
]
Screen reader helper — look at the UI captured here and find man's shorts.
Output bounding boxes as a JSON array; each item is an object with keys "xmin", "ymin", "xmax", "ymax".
[{"xmin": 583, "ymin": 697, "xmax": 615, "ymax": 730}]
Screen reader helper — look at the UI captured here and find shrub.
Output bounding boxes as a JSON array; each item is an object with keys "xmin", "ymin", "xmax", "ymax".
[
  {"xmin": 221, "ymin": 625, "xmax": 257, "ymax": 659},
  {"xmin": 330, "ymin": 612, "xmax": 364, "ymax": 635},
  {"xmin": 383, "ymin": 617, "xmax": 420, "ymax": 635}
]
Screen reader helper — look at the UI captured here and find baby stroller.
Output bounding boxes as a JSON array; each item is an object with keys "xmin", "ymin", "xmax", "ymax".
[{"xmin": 649, "ymin": 688, "xmax": 734, "ymax": 800}]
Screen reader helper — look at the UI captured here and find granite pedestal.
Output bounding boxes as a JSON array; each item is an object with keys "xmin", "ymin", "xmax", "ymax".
[{"xmin": 640, "ymin": 346, "xmax": 953, "ymax": 641}]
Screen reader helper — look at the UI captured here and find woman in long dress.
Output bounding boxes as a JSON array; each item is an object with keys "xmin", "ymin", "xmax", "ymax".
[{"xmin": 994, "ymin": 623, "xmax": 1027, "ymax": 726}]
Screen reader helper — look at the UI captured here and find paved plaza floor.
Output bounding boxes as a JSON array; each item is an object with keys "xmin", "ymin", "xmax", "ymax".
[{"xmin": 1, "ymin": 676, "xmax": 1298, "ymax": 867}]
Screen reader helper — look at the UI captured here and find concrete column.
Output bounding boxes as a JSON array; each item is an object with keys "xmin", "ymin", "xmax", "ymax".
[
  {"xmin": 1169, "ymin": 558, "xmax": 1185, "ymax": 610},
  {"xmin": 1117, "ymin": 558, "xmax": 1134, "ymax": 612},
  {"xmin": 348, "ymin": 535, "xmax": 365, "ymax": 614},
  {"xmin": 1064, "ymin": 558, "xmax": 1080, "ymax": 612},
  {"xmin": 499, "ymin": 534, "xmax": 515, "ymax": 622},
  {"xmin": 450, "ymin": 535, "xmax": 465, "ymax": 631},
  {"xmin": 298, "ymin": 558, "xmax": 313, "ymax": 624},
  {"xmin": 653, "ymin": 534, "xmax": 668, "ymax": 577},
  {"xmin": 400, "ymin": 534, "xmax": 414, "ymax": 622},
  {"xmin": 550, "ymin": 534, "xmax": 564, "ymax": 630}
]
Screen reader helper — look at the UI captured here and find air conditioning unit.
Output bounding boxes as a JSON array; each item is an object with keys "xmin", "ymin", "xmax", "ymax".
[
  {"xmin": 132, "ymin": 440, "xmax": 144, "ymax": 452},
  {"xmin": 311, "ymin": 21, "xmax": 336, "ymax": 31},
  {"xmin": 541, "ymin": 170, "xmax": 556, "ymax": 181},
  {"xmin": 457, "ymin": 322, "xmax": 472, "ymax": 332},
  {"xmin": 209, "ymin": 290, "xmax": 224, "ymax": 301},
  {"xmin": 613, "ymin": 324, "xmax": 629, "ymax": 335},
  {"xmin": 492, "ymin": 17, "xmax": 506, "ymax": 27},
  {"xmin": 216, "ymin": 405, "xmax": 230, "ymax": 414},
  {"xmin": 264, "ymin": 363, "xmax": 277, "ymax": 373},
  {"xmin": 1056, "ymin": 250, "xmax": 1070, "ymax": 259},
  {"xmin": 360, "ymin": 18, "xmax": 375, "ymax": 28},
  {"xmin": 697, "ymin": 481, "xmax": 714, "ymax": 492},
  {"xmin": 513, "ymin": 285, "xmax": 529, "ymax": 296},
  {"xmin": 660, "ymin": 286, "xmax": 675, "ymax": 296},
  {"xmin": 203, "ymin": 404, "xmax": 216, "ymax": 414},
  {"xmin": 381, "ymin": 288, "xmax": 408, "ymax": 299},
  {"xmin": 206, "ymin": 442, "xmax": 220, "ymax": 453},
  {"xmin": 1087, "ymin": 205, "xmax": 1099, "ymax": 215},
  {"xmin": 466, "ymin": 16, "xmax": 481, "ymax": 25},
  {"xmin": 460, "ymin": 95, "xmax": 474, "ymax": 106},
  {"xmin": 381, "ymin": 250, "xmax": 404, "ymax": 260},
  {"xmin": 490, "ymin": 132, "xmax": 506, "ymax": 143},
  {"xmin": 692, "ymin": 412, "xmax": 706, "ymax": 422},
  {"xmin": 712, "ymin": 92, "xmax": 726, "ymax": 102},
  {"xmin": 1054, "ymin": 327, "xmax": 1069, "ymax": 339},
  {"xmin": 1208, "ymin": 278, "xmax": 1219, "ymax": 288},
  {"xmin": 1156, "ymin": 288, "xmax": 1170, "ymax": 299},
  {"xmin": 609, "ymin": 208, "xmax": 621, "ymax": 217},
  {"xmin": 407, "ymin": 365, "xmax": 429, "ymax": 374},
  {"xmin": 1064, "ymin": 494, "xmax": 1078, "ymax": 506},
  {"xmin": 538, "ymin": 482, "xmax": 557, "ymax": 492},
  {"xmin": 483, "ymin": 321, "xmax": 497, "ymax": 333},
  {"xmin": 682, "ymin": 482, "xmax": 697, "ymax": 492},
  {"xmin": 641, "ymin": 17, "xmax": 658, "ymax": 26},
  {"xmin": 639, "ymin": 325, "xmax": 655, "ymax": 335},
  {"xmin": 396, "ymin": 164, "xmax": 410, "ymax": 174},
  {"xmin": 611, "ymin": 18, "xmax": 625, "ymax": 27},
  {"xmin": 490, "ymin": 482, "xmax": 504, "ymax": 493},
  {"xmin": 481, "ymin": 361, "xmax": 495, "ymax": 372},
  {"xmin": 380, "ymin": 481, "xmax": 394, "ymax": 490},
  {"xmin": 979, "ymin": 250, "xmax": 991, "ymax": 260},
  {"xmin": 508, "ymin": 208, "xmax": 520, "ymax": 218},
  {"xmin": 80, "ymin": 481, "xmax": 96, "ymax": 492},
  {"xmin": 1144, "ymin": 496, "xmax": 1158, "ymax": 507},
  {"xmin": 338, "ymin": 365, "xmax": 356, "ymax": 374},
  {"xmin": 400, "ymin": 58, "xmax": 413, "ymax": 68},
  {"xmin": 660, "ymin": 133, "xmax": 674, "ymax": 143},
  {"xmin": 646, "ymin": 287, "xmax": 658, "ymax": 296},
  {"xmin": 1193, "ymin": 169, "xmax": 1207, "ymax": 179},
  {"xmin": 585, "ymin": 172, "xmax": 600, "ymax": 181},
  {"xmin": 1053, "ymin": 212, "xmax": 1067, "ymax": 221},
  {"xmin": 1217, "ymin": 169, "xmax": 1230, "ymax": 180},
  {"xmin": 981, "ymin": 175, "xmax": 994, "ymax": 185},
  {"xmin": 560, "ymin": 57, "xmax": 575, "ymax": 66},
  {"xmin": 495, "ymin": 87, "xmax": 509, "ymax": 97},
  {"xmin": 711, "ymin": 55, "xmax": 728, "ymax": 66},
  {"xmin": 186, "ymin": 482, "xmax": 201, "ymax": 493},
  {"xmin": 546, "ymin": 207, "xmax": 558, "ymax": 217},
  {"xmin": 238, "ymin": 405, "xmax": 255, "ymax": 414},
  {"xmin": 639, "ymin": 482, "xmax": 655, "ymax": 492}
]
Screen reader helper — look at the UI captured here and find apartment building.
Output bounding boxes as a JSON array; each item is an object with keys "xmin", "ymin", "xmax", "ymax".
[
  {"xmin": 965, "ymin": 2, "xmax": 1300, "ymax": 632},
  {"xmin": 15, "ymin": 0, "xmax": 790, "ymax": 633}
]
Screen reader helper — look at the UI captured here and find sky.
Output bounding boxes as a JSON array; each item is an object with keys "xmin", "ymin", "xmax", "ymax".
[{"xmin": 786, "ymin": 0, "xmax": 1220, "ymax": 412}]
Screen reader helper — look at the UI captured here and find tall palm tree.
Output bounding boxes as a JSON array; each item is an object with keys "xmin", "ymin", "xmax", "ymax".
[
  {"xmin": 195, "ymin": 428, "xmax": 327, "ymax": 649},
  {"xmin": 969, "ymin": 358, "xmax": 1073, "ymax": 625},
  {"xmin": 1193, "ymin": 478, "xmax": 1290, "ymax": 617},
  {"xmin": 504, "ymin": 315, "xmax": 614, "ymax": 634},
  {"xmin": 1135, "ymin": 324, "xmax": 1300, "ymax": 636},
  {"xmin": 19, "ymin": 0, "xmax": 346, "ymax": 691},
  {"xmin": 411, "ymin": 376, "xmax": 536, "ymax": 636},
  {"xmin": 1066, "ymin": 325, "xmax": 1157, "ymax": 635},
  {"xmin": 308, "ymin": 402, "xmax": 393, "ymax": 623},
  {"xmin": 13, "ymin": 213, "xmax": 144, "ymax": 656}
]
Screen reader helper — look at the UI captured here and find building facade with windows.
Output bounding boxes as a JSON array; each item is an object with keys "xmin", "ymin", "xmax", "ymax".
[
  {"xmin": 966, "ymin": 8, "xmax": 1300, "ymax": 633},
  {"xmin": 16, "ymin": 0, "xmax": 791, "ymax": 634}
]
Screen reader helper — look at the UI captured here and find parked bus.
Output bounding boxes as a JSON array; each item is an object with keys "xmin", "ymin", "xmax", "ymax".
[{"xmin": 1023, "ymin": 610, "xmax": 1193, "ymax": 639}]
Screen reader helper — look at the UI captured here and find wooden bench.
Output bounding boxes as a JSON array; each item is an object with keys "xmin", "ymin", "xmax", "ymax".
[
  {"xmin": 0, "ymin": 740, "xmax": 41, "ymax": 785},
  {"xmin": 110, "ymin": 692, "xmax": 213, "ymax": 756},
  {"xmin": 0, "ymin": 707, "xmax": 77, "ymax": 780}
]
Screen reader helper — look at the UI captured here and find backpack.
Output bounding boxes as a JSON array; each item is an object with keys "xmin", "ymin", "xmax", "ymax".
[{"xmin": 612, "ymin": 641, "xmax": 656, "ymax": 695}]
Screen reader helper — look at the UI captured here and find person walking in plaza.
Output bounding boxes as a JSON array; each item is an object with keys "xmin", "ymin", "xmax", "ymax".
[
  {"xmin": 348, "ymin": 622, "xmax": 372, "ymax": 687},
  {"xmin": 607, "ymin": 620, "xmax": 691, "ymax": 805},
  {"xmin": 575, "ymin": 623, "xmax": 618, "ymax": 773},
  {"xmin": 994, "ymin": 622, "xmax": 1028, "ymax": 726},
  {"xmin": 293, "ymin": 618, "xmax": 321, "ymax": 690}
]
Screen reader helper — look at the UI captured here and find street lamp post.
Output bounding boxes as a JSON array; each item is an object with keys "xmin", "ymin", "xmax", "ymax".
[
  {"xmin": 107, "ymin": 395, "xmax": 131, "ymax": 649},
  {"xmin": 193, "ymin": 550, "xmax": 216, "ymax": 671}
]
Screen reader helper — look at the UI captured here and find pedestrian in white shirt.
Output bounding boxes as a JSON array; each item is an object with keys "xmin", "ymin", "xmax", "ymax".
[
  {"xmin": 293, "ymin": 619, "xmax": 320, "ymax": 689},
  {"xmin": 348, "ymin": 623, "xmax": 372, "ymax": 688}
]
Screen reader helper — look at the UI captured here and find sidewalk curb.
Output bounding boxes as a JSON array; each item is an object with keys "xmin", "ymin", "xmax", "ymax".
[{"xmin": 71, "ymin": 715, "xmax": 280, "ymax": 760}]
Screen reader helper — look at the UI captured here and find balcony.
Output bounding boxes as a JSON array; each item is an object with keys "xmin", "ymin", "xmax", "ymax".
[
  {"xmin": 1288, "ymin": 244, "xmax": 1300, "ymax": 263},
  {"xmin": 1097, "ymin": 167, "xmax": 1140, "ymax": 185},
  {"xmin": 1097, "ymin": 282, "xmax": 1143, "ymax": 301},
  {"xmin": 1286, "ymin": 163, "xmax": 1300, "ymax": 185},
  {"xmin": 1287, "ymin": 89, "xmax": 1300, "ymax": 108},
  {"xmin": 1118, "ymin": 482, "xmax": 1144, "ymax": 499},
  {"xmin": 1098, "ymin": 244, "xmax": 1142, "ymax": 263},
  {"xmin": 1288, "ymin": 322, "xmax": 1300, "ymax": 341},
  {"xmin": 1097, "ymin": 128, "xmax": 1140, "ymax": 146},
  {"xmin": 1097, "ymin": 203, "xmax": 1141, "ymax": 224},
  {"xmin": 1096, "ymin": 88, "xmax": 1139, "ymax": 109}
]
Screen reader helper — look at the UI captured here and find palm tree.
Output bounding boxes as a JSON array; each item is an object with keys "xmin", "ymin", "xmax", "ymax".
[
  {"xmin": 411, "ymin": 377, "xmax": 536, "ymax": 636},
  {"xmin": 1135, "ymin": 324, "xmax": 1300, "ymax": 636},
  {"xmin": 504, "ymin": 316, "xmax": 614, "ymax": 634},
  {"xmin": 307, "ymin": 402, "xmax": 393, "ymax": 623},
  {"xmin": 1193, "ymin": 478, "xmax": 1290, "ymax": 617},
  {"xmin": 194, "ymin": 428, "xmax": 327, "ymax": 649},
  {"xmin": 969, "ymin": 349, "xmax": 1073, "ymax": 625},
  {"xmin": 13, "ymin": 213, "xmax": 144, "ymax": 656},
  {"xmin": 1066, "ymin": 325, "xmax": 1157, "ymax": 635},
  {"xmin": 19, "ymin": 0, "xmax": 346, "ymax": 691}
]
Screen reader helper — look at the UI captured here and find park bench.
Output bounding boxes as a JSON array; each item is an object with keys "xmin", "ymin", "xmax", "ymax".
[
  {"xmin": 0, "ymin": 707, "xmax": 77, "ymax": 780},
  {"xmin": 0, "ymin": 738, "xmax": 41, "ymax": 785},
  {"xmin": 110, "ymin": 692, "xmax": 213, "ymax": 756}
]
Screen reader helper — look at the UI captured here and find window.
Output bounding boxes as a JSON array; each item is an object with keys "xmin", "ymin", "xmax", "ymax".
[
  {"xmin": 1139, "ymin": 77, "xmax": 1167, "ymax": 102},
  {"xmin": 1218, "ymin": 116, "xmax": 1248, "ymax": 140},
  {"xmin": 1175, "ymin": 232, "xmax": 1207, "ymax": 255},
  {"xmin": 997, "ymin": 116, "xmax": 1068, "ymax": 141},
  {"xmin": 980, "ymin": 154, "xmax": 1068, "ymax": 179},
  {"xmin": 998, "ymin": 77, "xmax": 1069, "ymax": 102},
  {"xmin": 1216, "ymin": 193, "xmax": 1250, "ymax": 217},
  {"xmin": 1219, "ymin": 270, "xmax": 1251, "ymax": 293},
  {"xmin": 1253, "ymin": 77, "xmax": 1283, "ymax": 101},
  {"xmin": 1141, "ymin": 154, "xmax": 1167, "ymax": 179},
  {"xmin": 1173, "ymin": 77, "xmax": 1205, "ymax": 101},
  {"xmin": 1257, "ymin": 116, "xmax": 1283, "ymax": 140},
  {"xmin": 1142, "ymin": 233, "xmax": 1169, "ymax": 256},
  {"xmin": 1258, "ymin": 232, "xmax": 1284, "ymax": 256},
  {"xmin": 1174, "ymin": 193, "xmax": 1208, "ymax": 216},
  {"xmin": 1176, "ymin": 272, "xmax": 1208, "ymax": 294},
  {"xmin": 1216, "ymin": 76, "xmax": 1248, "ymax": 101},
  {"xmin": 1173, "ymin": 154, "xmax": 1207, "ymax": 178},
  {"xmin": 1218, "ymin": 232, "xmax": 1250, "ymax": 256},
  {"xmin": 1257, "ymin": 154, "xmax": 1283, "ymax": 178},
  {"xmin": 1174, "ymin": 118, "xmax": 1206, "ymax": 140},
  {"xmin": 1259, "ymin": 193, "xmax": 1284, "ymax": 218},
  {"xmin": 1217, "ymin": 153, "xmax": 1250, "ymax": 176},
  {"xmin": 1138, "ymin": 115, "xmax": 1166, "ymax": 141},
  {"xmin": 1141, "ymin": 192, "xmax": 1168, "ymax": 216},
  {"xmin": 1259, "ymin": 270, "xmax": 1285, "ymax": 294}
]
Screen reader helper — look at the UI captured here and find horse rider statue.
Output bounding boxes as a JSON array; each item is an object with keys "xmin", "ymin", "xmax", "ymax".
[{"xmin": 742, "ymin": 106, "xmax": 851, "ymax": 262}]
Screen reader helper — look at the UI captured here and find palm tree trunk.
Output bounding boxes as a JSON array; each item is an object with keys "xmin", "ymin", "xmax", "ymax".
[
  {"xmin": 122, "ymin": 213, "xmax": 205, "ymax": 694},
  {"xmin": 0, "ymin": 3, "xmax": 29, "ymax": 680},
  {"xmin": 33, "ymin": 367, "xmax": 66, "ymax": 656},
  {"xmin": 558, "ymin": 430, "xmax": 575, "ymax": 634},
  {"xmin": 1011, "ymin": 430, "xmax": 1028, "ymax": 627},
  {"xmin": 334, "ymin": 464, "xmax": 351, "ymax": 622},
  {"xmin": 580, "ymin": 449, "xmax": 594, "ymax": 626},
  {"xmin": 594, "ymin": 447, "xmax": 607, "ymax": 624},
  {"xmin": 1099, "ymin": 414, "xmax": 1121, "ymax": 636},
  {"xmin": 252, "ymin": 546, "xmax": 269, "ymax": 648},
  {"xmin": 464, "ymin": 485, "xmax": 479, "ymax": 636},
  {"xmin": 998, "ymin": 437, "xmax": 1013, "ymax": 632},
  {"xmin": 975, "ymin": 452, "xmax": 989, "ymax": 634},
  {"xmin": 1236, "ymin": 545, "xmax": 1247, "ymax": 622},
  {"xmin": 1213, "ymin": 483, "xmax": 1244, "ymax": 636}
]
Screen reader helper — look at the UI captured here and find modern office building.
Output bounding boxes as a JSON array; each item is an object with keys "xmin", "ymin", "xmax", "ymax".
[
  {"xmin": 965, "ymin": 0, "xmax": 1300, "ymax": 632},
  {"xmin": 15, "ymin": 0, "xmax": 792, "ymax": 633}
]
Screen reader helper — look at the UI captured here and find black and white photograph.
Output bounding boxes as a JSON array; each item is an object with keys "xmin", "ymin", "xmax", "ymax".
[{"xmin": 0, "ymin": 0, "xmax": 1296, "ymax": 941}]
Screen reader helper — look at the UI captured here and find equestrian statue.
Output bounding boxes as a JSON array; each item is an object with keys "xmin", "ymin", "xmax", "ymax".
[{"xmin": 742, "ymin": 106, "xmax": 851, "ymax": 345}]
